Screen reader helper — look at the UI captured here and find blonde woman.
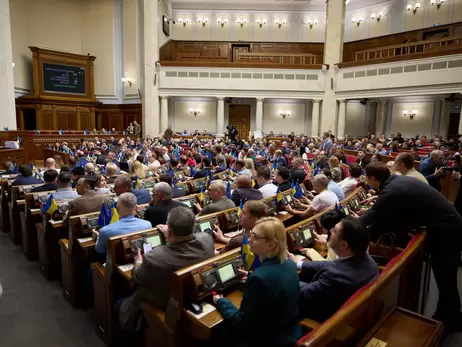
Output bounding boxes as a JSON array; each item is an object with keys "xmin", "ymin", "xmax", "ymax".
[
  {"xmin": 129, "ymin": 160, "xmax": 146, "ymax": 179},
  {"xmin": 213, "ymin": 217, "xmax": 301, "ymax": 347},
  {"xmin": 329, "ymin": 156, "xmax": 342, "ymax": 183},
  {"xmin": 244, "ymin": 158, "xmax": 257, "ymax": 178},
  {"xmin": 105, "ymin": 162, "xmax": 118, "ymax": 183}
]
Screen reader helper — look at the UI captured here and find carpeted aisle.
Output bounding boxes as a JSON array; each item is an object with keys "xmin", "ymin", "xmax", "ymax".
[{"xmin": 0, "ymin": 232, "xmax": 104, "ymax": 347}]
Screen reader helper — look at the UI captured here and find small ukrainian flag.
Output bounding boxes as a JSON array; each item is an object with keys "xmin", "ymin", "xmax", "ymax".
[
  {"xmin": 276, "ymin": 187, "xmax": 283, "ymax": 206},
  {"xmin": 241, "ymin": 234, "xmax": 260, "ymax": 271},
  {"xmin": 109, "ymin": 202, "xmax": 119, "ymax": 224},
  {"xmin": 291, "ymin": 181, "xmax": 296, "ymax": 196},
  {"xmin": 237, "ymin": 200, "xmax": 243, "ymax": 216},
  {"xmin": 41, "ymin": 194, "xmax": 58, "ymax": 214},
  {"xmin": 133, "ymin": 176, "xmax": 141, "ymax": 190},
  {"xmin": 199, "ymin": 186, "xmax": 205, "ymax": 202}
]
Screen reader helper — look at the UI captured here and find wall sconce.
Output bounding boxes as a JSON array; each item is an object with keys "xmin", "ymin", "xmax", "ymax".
[
  {"xmin": 275, "ymin": 19, "xmax": 287, "ymax": 28},
  {"xmin": 279, "ymin": 110, "xmax": 291, "ymax": 119},
  {"xmin": 352, "ymin": 17, "xmax": 363, "ymax": 26},
  {"xmin": 197, "ymin": 17, "xmax": 208, "ymax": 26},
  {"xmin": 371, "ymin": 12, "xmax": 383, "ymax": 21},
  {"xmin": 307, "ymin": 19, "xmax": 318, "ymax": 28},
  {"xmin": 430, "ymin": 0, "xmax": 446, "ymax": 8},
  {"xmin": 237, "ymin": 18, "xmax": 247, "ymax": 27},
  {"xmin": 178, "ymin": 18, "xmax": 189, "ymax": 26},
  {"xmin": 121, "ymin": 78, "xmax": 132, "ymax": 87},
  {"xmin": 217, "ymin": 18, "xmax": 228, "ymax": 27},
  {"xmin": 406, "ymin": 3, "xmax": 421, "ymax": 13},
  {"xmin": 189, "ymin": 108, "xmax": 201, "ymax": 117},
  {"xmin": 403, "ymin": 110, "xmax": 417, "ymax": 120},
  {"xmin": 12, "ymin": 62, "xmax": 15, "ymax": 68},
  {"xmin": 256, "ymin": 19, "xmax": 267, "ymax": 28}
]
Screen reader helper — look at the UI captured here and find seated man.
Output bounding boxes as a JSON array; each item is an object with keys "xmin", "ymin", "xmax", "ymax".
[
  {"xmin": 70, "ymin": 166, "xmax": 85, "ymax": 188},
  {"xmin": 321, "ymin": 169, "xmax": 344, "ymax": 201},
  {"xmin": 118, "ymin": 207, "xmax": 214, "ymax": 331},
  {"xmin": 290, "ymin": 158, "xmax": 307, "ymax": 185},
  {"xmin": 294, "ymin": 219, "xmax": 379, "ymax": 322},
  {"xmin": 144, "ymin": 182, "xmax": 184, "ymax": 227},
  {"xmin": 0, "ymin": 160, "xmax": 16, "ymax": 176},
  {"xmin": 12, "ymin": 165, "xmax": 44, "ymax": 186},
  {"xmin": 196, "ymin": 180, "xmax": 235, "ymax": 216},
  {"xmin": 256, "ymin": 166, "xmax": 278, "ymax": 198},
  {"xmin": 274, "ymin": 166, "xmax": 291, "ymax": 192},
  {"xmin": 193, "ymin": 156, "xmax": 212, "ymax": 179},
  {"xmin": 338, "ymin": 164, "xmax": 362, "ymax": 196},
  {"xmin": 43, "ymin": 157, "xmax": 60, "ymax": 174},
  {"xmin": 285, "ymin": 174, "xmax": 338, "ymax": 219},
  {"xmin": 214, "ymin": 200, "xmax": 268, "ymax": 254},
  {"xmin": 114, "ymin": 175, "xmax": 151, "ymax": 205},
  {"xmin": 230, "ymin": 175, "xmax": 263, "ymax": 207},
  {"xmin": 95, "ymin": 192, "xmax": 152, "ymax": 254},
  {"xmin": 235, "ymin": 159, "xmax": 252, "ymax": 177},
  {"xmin": 394, "ymin": 153, "xmax": 428, "ymax": 185},
  {"xmin": 53, "ymin": 172, "xmax": 79, "ymax": 201},
  {"xmin": 159, "ymin": 174, "xmax": 184, "ymax": 198},
  {"xmin": 31, "ymin": 169, "xmax": 58, "ymax": 192}
]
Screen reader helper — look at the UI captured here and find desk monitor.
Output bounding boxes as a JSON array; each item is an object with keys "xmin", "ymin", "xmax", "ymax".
[
  {"xmin": 218, "ymin": 263, "xmax": 238, "ymax": 285},
  {"xmin": 147, "ymin": 234, "xmax": 162, "ymax": 248},
  {"xmin": 87, "ymin": 217, "xmax": 99, "ymax": 229},
  {"xmin": 200, "ymin": 221, "xmax": 212, "ymax": 232},
  {"xmin": 343, "ymin": 206, "xmax": 350, "ymax": 216},
  {"xmin": 285, "ymin": 194, "xmax": 294, "ymax": 205},
  {"xmin": 177, "ymin": 173, "xmax": 184, "ymax": 180},
  {"xmin": 181, "ymin": 200, "xmax": 192, "ymax": 208},
  {"xmin": 302, "ymin": 227, "xmax": 313, "ymax": 243}
]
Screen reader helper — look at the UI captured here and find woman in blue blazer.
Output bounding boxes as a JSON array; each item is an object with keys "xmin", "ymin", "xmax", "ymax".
[{"xmin": 213, "ymin": 217, "xmax": 301, "ymax": 347}]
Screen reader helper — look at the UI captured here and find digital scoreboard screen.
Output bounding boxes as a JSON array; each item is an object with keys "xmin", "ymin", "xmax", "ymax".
[{"xmin": 43, "ymin": 63, "xmax": 86, "ymax": 95}]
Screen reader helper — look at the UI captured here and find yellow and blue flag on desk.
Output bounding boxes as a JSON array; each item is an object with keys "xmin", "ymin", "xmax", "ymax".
[
  {"xmin": 237, "ymin": 200, "xmax": 243, "ymax": 216},
  {"xmin": 59, "ymin": 129, "xmax": 64, "ymax": 135},
  {"xmin": 291, "ymin": 181, "xmax": 296, "ymax": 196},
  {"xmin": 252, "ymin": 178, "xmax": 256, "ymax": 188},
  {"xmin": 34, "ymin": 171, "xmax": 40, "ymax": 180},
  {"xmin": 276, "ymin": 187, "xmax": 283, "ymax": 206},
  {"xmin": 110, "ymin": 202, "xmax": 119, "ymax": 224},
  {"xmin": 241, "ymin": 234, "xmax": 260, "ymax": 271},
  {"xmin": 35, "ymin": 129, "xmax": 40, "ymax": 134},
  {"xmin": 199, "ymin": 186, "xmax": 205, "ymax": 202},
  {"xmin": 294, "ymin": 182, "xmax": 304, "ymax": 199},
  {"xmin": 30, "ymin": 162, "xmax": 37, "ymax": 173},
  {"xmin": 226, "ymin": 181, "xmax": 232, "ymax": 199},
  {"xmin": 229, "ymin": 168, "xmax": 235, "ymax": 178},
  {"xmin": 98, "ymin": 203, "xmax": 111, "ymax": 227},
  {"xmin": 133, "ymin": 176, "xmax": 141, "ymax": 190},
  {"xmin": 41, "ymin": 194, "xmax": 58, "ymax": 214}
]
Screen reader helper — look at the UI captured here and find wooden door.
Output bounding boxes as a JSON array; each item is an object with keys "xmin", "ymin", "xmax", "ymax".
[{"xmin": 229, "ymin": 105, "xmax": 251, "ymax": 138}]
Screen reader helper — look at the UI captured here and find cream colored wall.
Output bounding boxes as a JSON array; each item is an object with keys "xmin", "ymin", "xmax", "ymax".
[
  {"xmin": 345, "ymin": 102, "xmax": 366, "ymax": 137},
  {"xmin": 123, "ymin": 0, "xmax": 139, "ymax": 98},
  {"xmin": 262, "ymin": 101, "xmax": 306, "ymax": 134},
  {"xmin": 10, "ymin": 0, "xmax": 115, "ymax": 97},
  {"xmin": 172, "ymin": 99, "xmax": 218, "ymax": 132},
  {"xmin": 391, "ymin": 102, "xmax": 434, "ymax": 138},
  {"xmin": 10, "ymin": 0, "xmax": 83, "ymax": 92}
]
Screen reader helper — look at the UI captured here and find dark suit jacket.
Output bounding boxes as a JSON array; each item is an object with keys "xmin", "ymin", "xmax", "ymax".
[
  {"xmin": 299, "ymin": 253, "xmax": 379, "ymax": 322},
  {"xmin": 216, "ymin": 258, "xmax": 302, "ymax": 346},
  {"xmin": 172, "ymin": 187, "xmax": 185, "ymax": 198},
  {"xmin": 144, "ymin": 199, "xmax": 184, "ymax": 227},
  {"xmin": 12, "ymin": 175, "xmax": 44, "ymax": 186},
  {"xmin": 119, "ymin": 233, "xmax": 214, "ymax": 331},
  {"xmin": 132, "ymin": 188, "xmax": 151, "ymax": 205},
  {"xmin": 64, "ymin": 190, "xmax": 108, "ymax": 228},
  {"xmin": 193, "ymin": 167, "xmax": 212, "ymax": 180},
  {"xmin": 31, "ymin": 183, "xmax": 57, "ymax": 192},
  {"xmin": 96, "ymin": 155, "xmax": 107, "ymax": 165},
  {"xmin": 277, "ymin": 180, "xmax": 291, "ymax": 192},
  {"xmin": 0, "ymin": 170, "xmax": 15, "ymax": 176},
  {"xmin": 290, "ymin": 168, "xmax": 307, "ymax": 185},
  {"xmin": 231, "ymin": 188, "xmax": 263, "ymax": 206},
  {"xmin": 356, "ymin": 157, "xmax": 370, "ymax": 168},
  {"xmin": 418, "ymin": 157, "xmax": 441, "ymax": 191}
]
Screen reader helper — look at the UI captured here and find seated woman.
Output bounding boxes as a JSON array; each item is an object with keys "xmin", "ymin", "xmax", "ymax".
[
  {"xmin": 129, "ymin": 161, "xmax": 146, "ymax": 180},
  {"xmin": 213, "ymin": 217, "xmax": 301, "ymax": 347},
  {"xmin": 95, "ymin": 173, "xmax": 111, "ymax": 195}
]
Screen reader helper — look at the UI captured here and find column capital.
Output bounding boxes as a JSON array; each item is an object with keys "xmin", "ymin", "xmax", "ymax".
[
  {"xmin": 256, "ymin": 97, "xmax": 265, "ymax": 102},
  {"xmin": 312, "ymin": 99, "xmax": 322, "ymax": 103},
  {"xmin": 337, "ymin": 99, "xmax": 347, "ymax": 103},
  {"xmin": 160, "ymin": 95, "xmax": 168, "ymax": 100},
  {"xmin": 217, "ymin": 97, "xmax": 225, "ymax": 101}
]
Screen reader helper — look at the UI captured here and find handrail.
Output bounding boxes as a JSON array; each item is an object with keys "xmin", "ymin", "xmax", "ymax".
[
  {"xmin": 354, "ymin": 35, "xmax": 462, "ymax": 61},
  {"xmin": 238, "ymin": 51, "xmax": 317, "ymax": 65}
]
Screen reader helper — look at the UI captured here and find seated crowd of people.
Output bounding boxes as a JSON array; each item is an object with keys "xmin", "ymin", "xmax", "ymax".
[{"xmin": 3, "ymin": 127, "xmax": 462, "ymax": 346}]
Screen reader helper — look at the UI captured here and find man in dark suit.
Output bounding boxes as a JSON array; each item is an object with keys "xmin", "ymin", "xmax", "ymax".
[
  {"xmin": 192, "ymin": 156, "xmax": 212, "ymax": 179},
  {"xmin": 113, "ymin": 175, "xmax": 151, "ymax": 205},
  {"xmin": 159, "ymin": 174, "xmax": 184, "ymax": 198},
  {"xmin": 295, "ymin": 218, "xmax": 378, "ymax": 323},
  {"xmin": 143, "ymin": 182, "xmax": 184, "ymax": 227},
  {"xmin": 357, "ymin": 162, "xmax": 462, "ymax": 333},
  {"xmin": 11, "ymin": 165, "xmax": 44, "ymax": 186},
  {"xmin": 419, "ymin": 150, "xmax": 444, "ymax": 191},
  {"xmin": 63, "ymin": 176, "xmax": 109, "ymax": 228},
  {"xmin": 274, "ymin": 166, "xmax": 291, "ymax": 192},
  {"xmin": 31, "ymin": 169, "xmax": 58, "ymax": 192},
  {"xmin": 290, "ymin": 158, "xmax": 307, "ymax": 185},
  {"xmin": 118, "ymin": 206, "xmax": 214, "ymax": 331},
  {"xmin": 356, "ymin": 149, "xmax": 370, "ymax": 169},
  {"xmin": 230, "ymin": 175, "xmax": 263, "ymax": 207}
]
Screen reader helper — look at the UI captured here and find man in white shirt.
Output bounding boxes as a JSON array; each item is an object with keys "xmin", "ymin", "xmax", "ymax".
[
  {"xmin": 394, "ymin": 153, "xmax": 428, "ymax": 185},
  {"xmin": 339, "ymin": 163, "xmax": 362, "ymax": 196},
  {"xmin": 255, "ymin": 166, "xmax": 278, "ymax": 198},
  {"xmin": 286, "ymin": 174, "xmax": 338, "ymax": 219}
]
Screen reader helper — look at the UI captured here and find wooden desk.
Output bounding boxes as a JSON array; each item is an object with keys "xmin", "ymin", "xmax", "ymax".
[
  {"xmin": 37, "ymin": 217, "xmax": 64, "ymax": 280},
  {"xmin": 0, "ymin": 148, "xmax": 26, "ymax": 165}
]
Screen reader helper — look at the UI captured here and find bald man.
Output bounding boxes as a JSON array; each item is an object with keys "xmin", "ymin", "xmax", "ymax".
[
  {"xmin": 231, "ymin": 175, "xmax": 263, "ymax": 207},
  {"xmin": 143, "ymin": 182, "xmax": 184, "ymax": 227}
]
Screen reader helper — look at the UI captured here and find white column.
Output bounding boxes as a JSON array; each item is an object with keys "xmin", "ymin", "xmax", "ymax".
[
  {"xmin": 320, "ymin": 0, "xmax": 346, "ymax": 133},
  {"xmin": 458, "ymin": 104, "xmax": 462, "ymax": 136},
  {"xmin": 140, "ymin": 0, "xmax": 160, "ymax": 137},
  {"xmin": 311, "ymin": 99, "xmax": 321, "ymax": 138},
  {"xmin": 376, "ymin": 100, "xmax": 387, "ymax": 136},
  {"xmin": 337, "ymin": 100, "xmax": 347, "ymax": 139},
  {"xmin": 439, "ymin": 99, "xmax": 453, "ymax": 140},
  {"xmin": 255, "ymin": 98, "xmax": 264, "ymax": 133},
  {"xmin": 217, "ymin": 97, "xmax": 225, "ymax": 136},
  {"xmin": 0, "ymin": 0, "xmax": 17, "ymax": 130},
  {"xmin": 160, "ymin": 96, "xmax": 168, "ymax": 133}
]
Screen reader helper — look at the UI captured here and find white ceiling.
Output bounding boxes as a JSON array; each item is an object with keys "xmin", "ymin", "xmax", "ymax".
[{"xmin": 171, "ymin": 0, "xmax": 393, "ymax": 12}]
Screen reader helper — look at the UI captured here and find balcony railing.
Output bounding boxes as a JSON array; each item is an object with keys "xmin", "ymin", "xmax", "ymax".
[{"xmin": 237, "ymin": 52, "xmax": 317, "ymax": 65}]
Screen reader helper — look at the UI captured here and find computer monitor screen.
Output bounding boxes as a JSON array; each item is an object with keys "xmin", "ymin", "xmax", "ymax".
[
  {"xmin": 343, "ymin": 207, "xmax": 350, "ymax": 216},
  {"xmin": 286, "ymin": 195, "xmax": 293, "ymax": 203},
  {"xmin": 177, "ymin": 174, "xmax": 183, "ymax": 179},
  {"xmin": 182, "ymin": 200, "xmax": 192, "ymax": 207},
  {"xmin": 218, "ymin": 264, "xmax": 236, "ymax": 283},
  {"xmin": 200, "ymin": 221, "xmax": 212, "ymax": 232},
  {"xmin": 147, "ymin": 235, "xmax": 162, "ymax": 248},
  {"xmin": 88, "ymin": 218, "xmax": 99, "ymax": 229},
  {"xmin": 303, "ymin": 228, "xmax": 312, "ymax": 242}
]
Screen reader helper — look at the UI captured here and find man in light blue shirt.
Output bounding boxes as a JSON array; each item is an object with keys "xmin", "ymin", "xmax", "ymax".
[
  {"xmin": 322, "ymin": 169, "xmax": 345, "ymax": 201},
  {"xmin": 95, "ymin": 192, "xmax": 152, "ymax": 254},
  {"xmin": 53, "ymin": 172, "xmax": 80, "ymax": 201}
]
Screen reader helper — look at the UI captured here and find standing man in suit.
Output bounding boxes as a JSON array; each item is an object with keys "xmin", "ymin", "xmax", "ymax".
[
  {"xmin": 31, "ymin": 169, "xmax": 58, "ymax": 192},
  {"xmin": 113, "ymin": 175, "xmax": 151, "ymax": 205},
  {"xmin": 419, "ymin": 150, "xmax": 444, "ymax": 191},
  {"xmin": 143, "ymin": 182, "xmax": 184, "ymax": 227},
  {"xmin": 11, "ymin": 165, "xmax": 44, "ymax": 186},
  {"xmin": 293, "ymin": 218, "xmax": 378, "ymax": 322},
  {"xmin": 319, "ymin": 132, "xmax": 333, "ymax": 153},
  {"xmin": 230, "ymin": 175, "xmax": 263, "ymax": 207},
  {"xmin": 63, "ymin": 176, "xmax": 109, "ymax": 228},
  {"xmin": 118, "ymin": 206, "xmax": 214, "ymax": 331}
]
